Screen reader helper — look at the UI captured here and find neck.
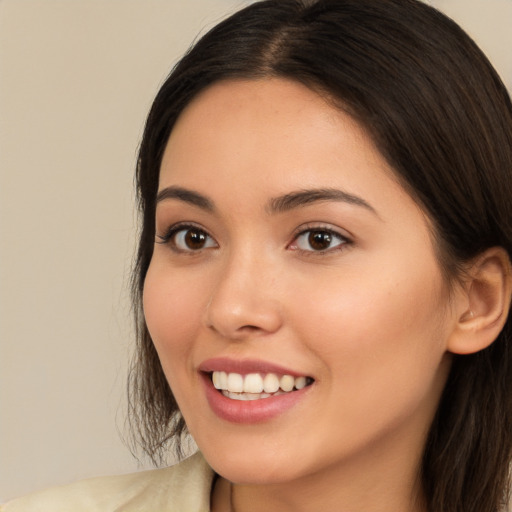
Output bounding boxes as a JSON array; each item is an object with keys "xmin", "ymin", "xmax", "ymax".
[
  {"xmin": 212, "ymin": 424, "xmax": 428, "ymax": 512},
  {"xmin": 232, "ymin": 461, "xmax": 425, "ymax": 512}
]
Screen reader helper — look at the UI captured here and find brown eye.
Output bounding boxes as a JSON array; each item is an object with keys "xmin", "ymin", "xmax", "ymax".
[
  {"xmin": 183, "ymin": 229, "xmax": 207, "ymax": 249},
  {"xmin": 290, "ymin": 228, "xmax": 348, "ymax": 253},
  {"xmin": 308, "ymin": 230, "xmax": 333, "ymax": 251},
  {"xmin": 168, "ymin": 226, "xmax": 217, "ymax": 252}
]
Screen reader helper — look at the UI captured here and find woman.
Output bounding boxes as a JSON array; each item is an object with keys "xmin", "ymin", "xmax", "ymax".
[{"xmin": 3, "ymin": 0, "xmax": 511, "ymax": 511}]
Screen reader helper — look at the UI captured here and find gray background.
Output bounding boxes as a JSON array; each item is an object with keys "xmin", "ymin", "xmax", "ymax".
[{"xmin": 1, "ymin": 0, "xmax": 511, "ymax": 502}]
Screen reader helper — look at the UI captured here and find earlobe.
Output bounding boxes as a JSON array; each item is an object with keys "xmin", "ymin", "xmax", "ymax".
[{"xmin": 448, "ymin": 247, "xmax": 512, "ymax": 355}]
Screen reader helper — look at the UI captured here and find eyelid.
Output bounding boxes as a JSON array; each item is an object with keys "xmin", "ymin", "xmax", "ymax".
[
  {"xmin": 156, "ymin": 222, "xmax": 218, "ymax": 252},
  {"xmin": 156, "ymin": 221, "xmax": 202, "ymax": 243},
  {"xmin": 287, "ymin": 223, "xmax": 352, "ymax": 253}
]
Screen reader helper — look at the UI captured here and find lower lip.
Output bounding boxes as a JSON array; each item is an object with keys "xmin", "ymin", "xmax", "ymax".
[{"xmin": 201, "ymin": 373, "xmax": 312, "ymax": 424}]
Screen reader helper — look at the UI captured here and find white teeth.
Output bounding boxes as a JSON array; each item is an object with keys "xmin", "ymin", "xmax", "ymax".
[
  {"xmin": 263, "ymin": 373, "xmax": 280, "ymax": 393},
  {"xmin": 213, "ymin": 371, "xmax": 228, "ymax": 389},
  {"xmin": 243, "ymin": 373, "xmax": 264, "ymax": 393},
  {"xmin": 211, "ymin": 371, "xmax": 311, "ymax": 396},
  {"xmin": 280, "ymin": 375, "xmax": 295, "ymax": 392},
  {"xmin": 227, "ymin": 372, "xmax": 244, "ymax": 393},
  {"xmin": 223, "ymin": 391, "xmax": 272, "ymax": 401},
  {"xmin": 295, "ymin": 376, "xmax": 306, "ymax": 390},
  {"xmin": 212, "ymin": 371, "xmax": 221, "ymax": 389}
]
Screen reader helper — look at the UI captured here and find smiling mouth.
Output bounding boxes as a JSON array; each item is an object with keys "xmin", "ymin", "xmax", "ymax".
[{"xmin": 209, "ymin": 371, "xmax": 314, "ymax": 401}]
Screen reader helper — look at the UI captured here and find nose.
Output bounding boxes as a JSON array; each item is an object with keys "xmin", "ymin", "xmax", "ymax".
[{"xmin": 203, "ymin": 251, "xmax": 283, "ymax": 340}]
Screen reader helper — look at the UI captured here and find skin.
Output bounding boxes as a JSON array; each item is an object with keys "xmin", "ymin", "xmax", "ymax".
[{"xmin": 143, "ymin": 78, "xmax": 462, "ymax": 512}]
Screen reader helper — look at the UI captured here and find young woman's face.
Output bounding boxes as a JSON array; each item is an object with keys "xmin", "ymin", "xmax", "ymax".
[{"xmin": 143, "ymin": 79, "xmax": 456, "ymax": 486}]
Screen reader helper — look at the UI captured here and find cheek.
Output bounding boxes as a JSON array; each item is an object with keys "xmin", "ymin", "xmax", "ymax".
[
  {"xmin": 142, "ymin": 262, "xmax": 206, "ymax": 373},
  {"xmin": 294, "ymin": 270, "xmax": 439, "ymax": 340},
  {"xmin": 289, "ymin": 260, "xmax": 449, "ymax": 402}
]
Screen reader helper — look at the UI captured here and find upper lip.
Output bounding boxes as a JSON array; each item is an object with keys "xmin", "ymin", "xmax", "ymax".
[{"xmin": 198, "ymin": 357, "xmax": 309, "ymax": 377}]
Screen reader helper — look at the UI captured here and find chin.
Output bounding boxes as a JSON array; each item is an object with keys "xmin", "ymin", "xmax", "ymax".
[
  {"xmin": 198, "ymin": 438, "xmax": 306, "ymax": 485},
  {"xmin": 211, "ymin": 459, "xmax": 301, "ymax": 486}
]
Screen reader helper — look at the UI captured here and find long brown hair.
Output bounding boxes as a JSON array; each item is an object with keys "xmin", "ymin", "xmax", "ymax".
[{"xmin": 128, "ymin": 1, "xmax": 512, "ymax": 510}]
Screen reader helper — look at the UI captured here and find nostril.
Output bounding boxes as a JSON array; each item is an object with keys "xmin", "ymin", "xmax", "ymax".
[
  {"xmin": 239, "ymin": 325, "xmax": 261, "ymax": 332},
  {"xmin": 207, "ymin": 321, "xmax": 272, "ymax": 340}
]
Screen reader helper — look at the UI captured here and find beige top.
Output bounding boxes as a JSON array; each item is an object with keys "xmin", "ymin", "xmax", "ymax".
[{"xmin": 1, "ymin": 452, "xmax": 214, "ymax": 512}]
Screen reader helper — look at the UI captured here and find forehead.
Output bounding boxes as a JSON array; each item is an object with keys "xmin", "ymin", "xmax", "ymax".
[
  {"xmin": 161, "ymin": 80, "xmax": 433, "ymax": 226},
  {"xmin": 160, "ymin": 78, "xmax": 399, "ymax": 196}
]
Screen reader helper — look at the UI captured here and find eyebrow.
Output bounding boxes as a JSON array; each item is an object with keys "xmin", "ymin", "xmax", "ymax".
[
  {"xmin": 156, "ymin": 185, "xmax": 377, "ymax": 216},
  {"xmin": 267, "ymin": 188, "xmax": 377, "ymax": 215},
  {"xmin": 156, "ymin": 186, "xmax": 215, "ymax": 211}
]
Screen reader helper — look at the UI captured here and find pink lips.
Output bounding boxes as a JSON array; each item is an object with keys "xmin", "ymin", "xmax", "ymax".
[
  {"xmin": 198, "ymin": 357, "xmax": 313, "ymax": 424},
  {"xmin": 198, "ymin": 357, "xmax": 308, "ymax": 377}
]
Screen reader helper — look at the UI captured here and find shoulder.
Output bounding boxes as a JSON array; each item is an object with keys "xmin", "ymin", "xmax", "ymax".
[{"xmin": 1, "ymin": 451, "xmax": 214, "ymax": 512}]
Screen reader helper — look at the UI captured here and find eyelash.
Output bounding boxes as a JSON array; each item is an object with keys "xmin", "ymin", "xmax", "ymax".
[
  {"xmin": 288, "ymin": 224, "xmax": 351, "ymax": 255},
  {"xmin": 155, "ymin": 223, "xmax": 351, "ymax": 255},
  {"xmin": 156, "ymin": 223, "xmax": 217, "ymax": 254}
]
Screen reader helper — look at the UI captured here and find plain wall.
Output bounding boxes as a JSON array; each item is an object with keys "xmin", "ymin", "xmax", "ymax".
[
  {"xmin": 0, "ymin": 0, "xmax": 252, "ymax": 501},
  {"xmin": 1, "ymin": 0, "xmax": 511, "ymax": 502}
]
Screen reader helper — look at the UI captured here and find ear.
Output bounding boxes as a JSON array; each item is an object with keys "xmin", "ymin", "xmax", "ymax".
[{"xmin": 448, "ymin": 247, "xmax": 512, "ymax": 355}]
